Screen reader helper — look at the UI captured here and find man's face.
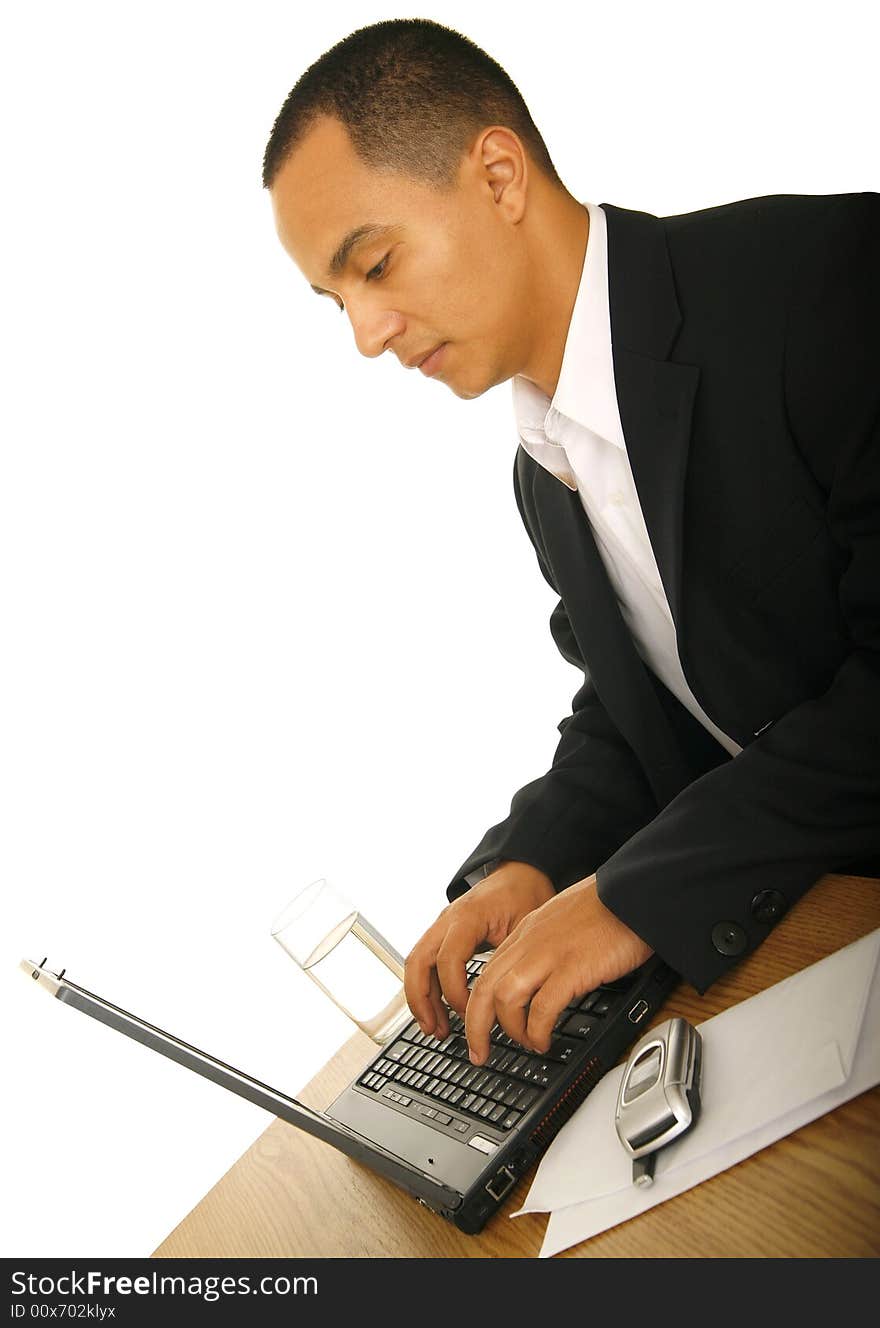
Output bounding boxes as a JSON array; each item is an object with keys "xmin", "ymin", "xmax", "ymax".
[{"xmin": 269, "ymin": 115, "xmax": 532, "ymax": 400}]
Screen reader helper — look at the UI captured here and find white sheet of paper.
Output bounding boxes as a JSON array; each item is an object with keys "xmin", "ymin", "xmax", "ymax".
[{"xmin": 508, "ymin": 926, "xmax": 880, "ymax": 1257}]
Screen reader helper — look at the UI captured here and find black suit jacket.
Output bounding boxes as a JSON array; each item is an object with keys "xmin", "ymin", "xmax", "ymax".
[{"xmin": 446, "ymin": 192, "xmax": 880, "ymax": 993}]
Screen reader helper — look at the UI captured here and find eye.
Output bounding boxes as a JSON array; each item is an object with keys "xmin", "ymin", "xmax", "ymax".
[{"xmin": 366, "ymin": 253, "xmax": 390, "ymax": 282}]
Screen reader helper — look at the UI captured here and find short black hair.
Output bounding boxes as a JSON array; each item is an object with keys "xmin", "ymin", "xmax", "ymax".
[{"xmin": 261, "ymin": 18, "xmax": 564, "ymax": 194}]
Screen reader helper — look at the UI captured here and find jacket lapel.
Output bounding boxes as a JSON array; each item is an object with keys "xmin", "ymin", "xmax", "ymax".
[
  {"xmin": 518, "ymin": 203, "xmax": 705, "ymax": 804},
  {"xmin": 600, "ymin": 203, "xmax": 700, "ymax": 632}
]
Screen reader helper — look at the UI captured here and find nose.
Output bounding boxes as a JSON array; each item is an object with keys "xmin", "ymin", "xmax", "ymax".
[{"xmin": 346, "ymin": 298, "xmax": 404, "ymax": 359}]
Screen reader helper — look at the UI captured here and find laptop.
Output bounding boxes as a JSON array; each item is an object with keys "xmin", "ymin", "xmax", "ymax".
[{"xmin": 22, "ymin": 952, "xmax": 677, "ymax": 1234}]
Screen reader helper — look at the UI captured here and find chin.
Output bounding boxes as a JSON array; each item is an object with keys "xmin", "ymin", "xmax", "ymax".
[
  {"xmin": 449, "ymin": 382, "xmax": 485, "ymax": 401},
  {"xmin": 445, "ymin": 363, "xmax": 495, "ymax": 402}
]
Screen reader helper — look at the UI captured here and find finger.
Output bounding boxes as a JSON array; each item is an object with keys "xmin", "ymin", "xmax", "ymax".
[
  {"xmin": 524, "ymin": 978, "xmax": 571, "ymax": 1055},
  {"xmin": 492, "ymin": 966, "xmax": 543, "ymax": 1050},
  {"xmin": 404, "ymin": 930, "xmax": 446, "ymax": 1035},
  {"xmin": 426, "ymin": 965, "xmax": 450, "ymax": 1039},
  {"xmin": 436, "ymin": 920, "xmax": 488, "ymax": 1016},
  {"xmin": 462, "ymin": 965, "xmax": 500, "ymax": 1065}
]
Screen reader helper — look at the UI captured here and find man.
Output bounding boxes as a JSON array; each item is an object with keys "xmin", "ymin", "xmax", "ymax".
[{"xmin": 263, "ymin": 19, "xmax": 879, "ymax": 1070}]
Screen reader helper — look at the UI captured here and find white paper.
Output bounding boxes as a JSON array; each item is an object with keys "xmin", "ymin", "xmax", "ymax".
[{"xmin": 508, "ymin": 927, "xmax": 880, "ymax": 1257}]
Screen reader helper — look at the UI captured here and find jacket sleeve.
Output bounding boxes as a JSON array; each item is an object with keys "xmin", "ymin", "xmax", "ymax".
[
  {"xmin": 445, "ymin": 464, "xmax": 661, "ymax": 903},
  {"xmin": 595, "ymin": 192, "xmax": 880, "ymax": 993}
]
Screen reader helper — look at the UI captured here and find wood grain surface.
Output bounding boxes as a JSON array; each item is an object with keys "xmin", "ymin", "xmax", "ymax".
[{"xmin": 152, "ymin": 873, "xmax": 880, "ymax": 1258}]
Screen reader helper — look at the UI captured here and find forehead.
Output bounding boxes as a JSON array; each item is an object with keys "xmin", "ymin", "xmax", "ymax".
[{"xmin": 270, "ymin": 114, "xmax": 450, "ymax": 281}]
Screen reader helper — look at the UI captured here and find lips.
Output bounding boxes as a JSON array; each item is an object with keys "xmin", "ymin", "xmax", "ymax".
[
  {"xmin": 406, "ymin": 342, "xmax": 445, "ymax": 370},
  {"xmin": 417, "ymin": 343, "xmax": 447, "ymax": 377}
]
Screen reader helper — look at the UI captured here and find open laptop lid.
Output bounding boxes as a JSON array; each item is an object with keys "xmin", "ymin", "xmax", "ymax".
[{"xmin": 20, "ymin": 958, "xmax": 462, "ymax": 1212}]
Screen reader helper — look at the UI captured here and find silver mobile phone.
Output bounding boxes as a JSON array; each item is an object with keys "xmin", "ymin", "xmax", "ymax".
[{"xmin": 614, "ymin": 1016, "xmax": 702, "ymax": 1186}]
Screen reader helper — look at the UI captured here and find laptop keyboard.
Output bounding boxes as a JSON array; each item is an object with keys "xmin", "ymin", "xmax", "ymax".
[{"xmin": 357, "ymin": 957, "xmax": 626, "ymax": 1133}]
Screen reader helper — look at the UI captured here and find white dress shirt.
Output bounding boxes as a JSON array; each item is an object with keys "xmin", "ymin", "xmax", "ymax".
[
  {"xmin": 464, "ymin": 202, "xmax": 740, "ymax": 889},
  {"xmin": 513, "ymin": 201, "xmax": 741, "ymax": 760}
]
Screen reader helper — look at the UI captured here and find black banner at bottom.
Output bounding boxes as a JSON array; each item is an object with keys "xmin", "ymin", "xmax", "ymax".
[{"xmin": 1, "ymin": 1255, "xmax": 863, "ymax": 1318}]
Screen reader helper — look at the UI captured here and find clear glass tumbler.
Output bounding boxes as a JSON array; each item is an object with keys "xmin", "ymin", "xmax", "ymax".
[{"xmin": 271, "ymin": 878, "xmax": 412, "ymax": 1045}]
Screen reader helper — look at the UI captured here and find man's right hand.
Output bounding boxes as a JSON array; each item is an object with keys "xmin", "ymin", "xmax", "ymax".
[{"xmin": 403, "ymin": 860, "xmax": 556, "ymax": 1039}]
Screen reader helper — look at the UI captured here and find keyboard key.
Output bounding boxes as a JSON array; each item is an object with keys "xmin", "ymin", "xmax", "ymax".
[
  {"xmin": 544, "ymin": 1036, "xmax": 580, "ymax": 1064},
  {"xmin": 501, "ymin": 1110, "xmax": 522, "ymax": 1130},
  {"xmin": 579, "ymin": 992, "xmax": 600, "ymax": 1012},
  {"xmin": 488, "ymin": 1103, "xmax": 506, "ymax": 1123},
  {"xmin": 478, "ymin": 1100, "xmax": 497, "ymax": 1119},
  {"xmin": 435, "ymin": 1112, "xmax": 452, "ymax": 1126},
  {"xmin": 561, "ymin": 1013, "xmax": 600, "ymax": 1039},
  {"xmin": 591, "ymin": 995, "xmax": 613, "ymax": 1016},
  {"xmin": 481, "ymin": 1074, "xmax": 503, "ymax": 1099}
]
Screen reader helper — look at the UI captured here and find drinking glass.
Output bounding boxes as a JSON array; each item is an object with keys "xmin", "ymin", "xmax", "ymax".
[{"xmin": 271, "ymin": 878, "xmax": 412, "ymax": 1045}]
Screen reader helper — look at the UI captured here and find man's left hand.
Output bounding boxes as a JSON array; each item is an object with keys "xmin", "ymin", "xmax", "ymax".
[{"xmin": 464, "ymin": 873, "xmax": 654, "ymax": 1063}]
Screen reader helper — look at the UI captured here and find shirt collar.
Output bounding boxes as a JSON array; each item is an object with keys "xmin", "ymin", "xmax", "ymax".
[{"xmin": 512, "ymin": 202, "xmax": 626, "ymax": 478}]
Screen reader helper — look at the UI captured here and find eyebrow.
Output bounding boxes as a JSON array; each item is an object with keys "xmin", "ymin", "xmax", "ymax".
[{"xmin": 309, "ymin": 223, "xmax": 398, "ymax": 295}]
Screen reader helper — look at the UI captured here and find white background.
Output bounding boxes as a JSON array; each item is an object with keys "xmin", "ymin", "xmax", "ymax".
[{"xmin": 2, "ymin": 0, "xmax": 875, "ymax": 1258}]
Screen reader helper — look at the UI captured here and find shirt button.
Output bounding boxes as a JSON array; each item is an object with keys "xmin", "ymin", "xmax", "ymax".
[
  {"xmin": 751, "ymin": 890, "xmax": 788, "ymax": 924},
  {"xmin": 711, "ymin": 921, "xmax": 747, "ymax": 956}
]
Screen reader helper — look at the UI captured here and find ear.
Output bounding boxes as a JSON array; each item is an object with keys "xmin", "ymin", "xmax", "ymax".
[{"xmin": 473, "ymin": 126, "xmax": 528, "ymax": 219}]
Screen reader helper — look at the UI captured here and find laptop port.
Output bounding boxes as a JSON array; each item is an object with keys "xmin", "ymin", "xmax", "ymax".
[
  {"xmin": 628, "ymin": 999, "xmax": 649, "ymax": 1023},
  {"xmin": 485, "ymin": 1166, "xmax": 516, "ymax": 1202}
]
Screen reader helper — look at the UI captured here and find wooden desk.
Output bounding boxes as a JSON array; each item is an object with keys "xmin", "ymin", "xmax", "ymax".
[{"xmin": 153, "ymin": 873, "xmax": 880, "ymax": 1258}]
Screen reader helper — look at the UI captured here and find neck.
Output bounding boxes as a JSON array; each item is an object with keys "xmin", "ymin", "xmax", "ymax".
[{"xmin": 518, "ymin": 191, "xmax": 590, "ymax": 399}]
